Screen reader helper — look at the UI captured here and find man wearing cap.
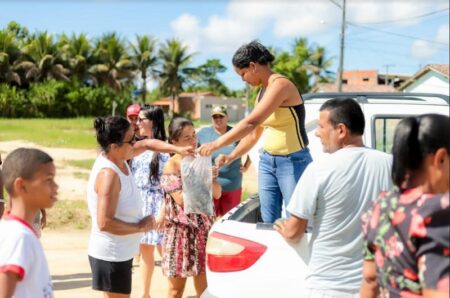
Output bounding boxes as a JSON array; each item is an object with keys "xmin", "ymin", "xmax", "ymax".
[
  {"xmin": 126, "ymin": 104, "xmax": 141, "ymax": 137},
  {"xmin": 197, "ymin": 106, "xmax": 243, "ymax": 216}
]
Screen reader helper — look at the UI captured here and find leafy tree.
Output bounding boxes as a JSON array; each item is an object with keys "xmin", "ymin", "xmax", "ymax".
[
  {"xmin": 6, "ymin": 21, "xmax": 29, "ymax": 40},
  {"xmin": 188, "ymin": 59, "xmax": 229, "ymax": 95},
  {"xmin": 0, "ymin": 30, "xmax": 22, "ymax": 85},
  {"xmin": 129, "ymin": 34, "xmax": 158, "ymax": 103},
  {"xmin": 90, "ymin": 33, "xmax": 135, "ymax": 91},
  {"xmin": 17, "ymin": 31, "xmax": 70, "ymax": 83},
  {"xmin": 59, "ymin": 33, "xmax": 94, "ymax": 84},
  {"xmin": 158, "ymin": 39, "xmax": 195, "ymax": 115}
]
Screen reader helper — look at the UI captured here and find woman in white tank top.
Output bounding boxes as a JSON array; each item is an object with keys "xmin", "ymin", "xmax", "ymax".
[{"xmin": 87, "ymin": 115, "xmax": 194, "ymax": 297}]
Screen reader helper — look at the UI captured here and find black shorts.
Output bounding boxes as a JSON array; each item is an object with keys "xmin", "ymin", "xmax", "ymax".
[{"xmin": 88, "ymin": 256, "xmax": 133, "ymax": 294}]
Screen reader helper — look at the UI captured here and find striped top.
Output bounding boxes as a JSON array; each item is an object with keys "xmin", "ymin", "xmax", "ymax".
[{"xmin": 258, "ymin": 81, "xmax": 309, "ymax": 155}]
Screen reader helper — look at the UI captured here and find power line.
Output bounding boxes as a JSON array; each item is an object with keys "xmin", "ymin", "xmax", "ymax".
[
  {"xmin": 347, "ymin": 22, "xmax": 450, "ymax": 46},
  {"xmin": 349, "ymin": 8, "xmax": 449, "ymax": 25}
]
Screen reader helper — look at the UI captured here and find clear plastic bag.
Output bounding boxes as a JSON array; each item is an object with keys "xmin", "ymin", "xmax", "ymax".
[{"xmin": 180, "ymin": 155, "xmax": 214, "ymax": 216}]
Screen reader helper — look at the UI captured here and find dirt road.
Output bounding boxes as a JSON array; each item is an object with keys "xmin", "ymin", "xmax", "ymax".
[{"xmin": 42, "ymin": 229, "xmax": 197, "ymax": 298}]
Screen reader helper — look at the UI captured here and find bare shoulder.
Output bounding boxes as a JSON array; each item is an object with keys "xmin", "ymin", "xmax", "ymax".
[
  {"xmin": 163, "ymin": 157, "xmax": 180, "ymax": 175},
  {"xmin": 95, "ymin": 168, "xmax": 120, "ymax": 191}
]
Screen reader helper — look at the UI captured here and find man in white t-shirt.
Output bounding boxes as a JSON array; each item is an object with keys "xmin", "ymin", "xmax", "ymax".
[
  {"xmin": 0, "ymin": 148, "xmax": 57, "ymax": 298},
  {"xmin": 275, "ymin": 98, "xmax": 392, "ymax": 297}
]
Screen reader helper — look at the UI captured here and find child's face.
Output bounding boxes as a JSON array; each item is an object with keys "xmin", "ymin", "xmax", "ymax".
[
  {"xmin": 24, "ymin": 162, "xmax": 58, "ymax": 209},
  {"xmin": 173, "ymin": 125, "xmax": 197, "ymax": 148}
]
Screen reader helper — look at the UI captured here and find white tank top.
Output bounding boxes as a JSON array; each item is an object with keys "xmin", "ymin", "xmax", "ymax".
[{"xmin": 87, "ymin": 154, "xmax": 143, "ymax": 262}]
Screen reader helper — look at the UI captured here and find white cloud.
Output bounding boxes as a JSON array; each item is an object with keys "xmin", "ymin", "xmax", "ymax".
[
  {"xmin": 170, "ymin": 0, "xmax": 449, "ymax": 55},
  {"xmin": 436, "ymin": 25, "xmax": 449, "ymax": 44},
  {"xmin": 411, "ymin": 40, "xmax": 437, "ymax": 59},
  {"xmin": 170, "ymin": 13, "xmax": 200, "ymax": 52}
]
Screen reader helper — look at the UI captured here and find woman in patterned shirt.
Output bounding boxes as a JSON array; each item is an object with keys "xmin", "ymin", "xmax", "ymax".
[
  {"xmin": 361, "ymin": 114, "xmax": 449, "ymax": 298},
  {"xmin": 131, "ymin": 105, "xmax": 170, "ymax": 298}
]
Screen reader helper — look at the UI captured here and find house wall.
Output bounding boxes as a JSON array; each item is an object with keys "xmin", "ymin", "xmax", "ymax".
[
  {"xmin": 403, "ymin": 71, "xmax": 449, "ymax": 96},
  {"xmin": 200, "ymin": 97, "xmax": 246, "ymax": 122}
]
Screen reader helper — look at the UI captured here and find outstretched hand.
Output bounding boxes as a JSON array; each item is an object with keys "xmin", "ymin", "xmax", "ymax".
[
  {"xmin": 176, "ymin": 145, "xmax": 195, "ymax": 157},
  {"xmin": 197, "ymin": 141, "xmax": 219, "ymax": 156},
  {"xmin": 215, "ymin": 154, "xmax": 232, "ymax": 168}
]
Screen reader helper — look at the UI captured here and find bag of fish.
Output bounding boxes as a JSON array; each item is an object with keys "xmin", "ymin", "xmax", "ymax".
[{"xmin": 180, "ymin": 155, "xmax": 214, "ymax": 216}]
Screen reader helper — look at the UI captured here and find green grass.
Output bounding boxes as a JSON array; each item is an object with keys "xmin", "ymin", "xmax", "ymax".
[
  {"xmin": 73, "ymin": 171, "xmax": 90, "ymax": 180},
  {"xmin": 63, "ymin": 159, "xmax": 95, "ymax": 170},
  {"xmin": 0, "ymin": 118, "xmax": 97, "ymax": 149},
  {"xmin": 46, "ymin": 199, "xmax": 91, "ymax": 230}
]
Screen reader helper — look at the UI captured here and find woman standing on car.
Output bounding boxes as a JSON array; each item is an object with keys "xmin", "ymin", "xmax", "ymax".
[
  {"xmin": 361, "ymin": 114, "xmax": 449, "ymax": 298},
  {"xmin": 198, "ymin": 40, "xmax": 312, "ymax": 223},
  {"xmin": 131, "ymin": 105, "xmax": 170, "ymax": 298}
]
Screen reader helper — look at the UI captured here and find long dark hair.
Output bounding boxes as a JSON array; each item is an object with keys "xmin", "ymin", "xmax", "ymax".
[
  {"xmin": 141, "ymin": 105, "xmax": 167, "ymax": 182},
  {"xmin": 392, "ymin": 114, "xmax": 449, "ymax": 187}
]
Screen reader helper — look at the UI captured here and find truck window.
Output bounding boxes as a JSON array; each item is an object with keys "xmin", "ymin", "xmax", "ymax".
[{"xmin": 374, "ymin": 117, "xmax": 403, "ymax": 153}]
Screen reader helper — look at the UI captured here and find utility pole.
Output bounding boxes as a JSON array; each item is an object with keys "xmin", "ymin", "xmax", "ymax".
[
  {"xmin": 383, "ymin": 64, "xmax": 395, "ymax": 86},
  {"xmin": 337, "ymin": 0, "xmax": 346, "ymax": 92}
]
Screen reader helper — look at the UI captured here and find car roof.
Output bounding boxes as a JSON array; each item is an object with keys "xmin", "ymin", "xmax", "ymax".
[{"xmin": 303, "ymin": 92, "xmax": 449, "ymax": 105}]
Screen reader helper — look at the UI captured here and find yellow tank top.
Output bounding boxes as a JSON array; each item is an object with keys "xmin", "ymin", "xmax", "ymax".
[{"xmin": 258, "ymin": 85, "xmax": 309, "ymax": 155}]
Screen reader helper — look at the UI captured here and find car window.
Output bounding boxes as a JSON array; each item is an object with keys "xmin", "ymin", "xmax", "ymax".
[{"xmin": 373, "ymin": 117, "xmax": 403, "ymax": 153}]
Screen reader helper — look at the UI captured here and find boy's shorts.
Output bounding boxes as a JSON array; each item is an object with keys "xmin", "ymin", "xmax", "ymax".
[{"xmin": 88, "ymin": 255, "xmax": 133, "ymax": 294}]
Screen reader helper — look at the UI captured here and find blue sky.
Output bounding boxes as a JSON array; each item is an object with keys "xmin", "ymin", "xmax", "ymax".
[{"xmin": 1, "ymin": 0, "xmax": 448, "ymax": 90}]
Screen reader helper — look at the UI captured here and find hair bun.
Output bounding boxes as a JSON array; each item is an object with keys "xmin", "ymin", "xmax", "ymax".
[{"xmin": 94, "ymin": 117, "xmax": 106, "ymax": 132}]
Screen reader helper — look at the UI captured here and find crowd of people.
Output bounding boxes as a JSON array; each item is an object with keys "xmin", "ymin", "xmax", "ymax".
[{"xmin": 0, "ymin": 41, "xmax": 448, "ymax": 298}]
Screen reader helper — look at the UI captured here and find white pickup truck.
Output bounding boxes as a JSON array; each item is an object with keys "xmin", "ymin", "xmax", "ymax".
[{"xmin": 201, "ymin": 92, "xmax": 449, "ymax": 298}]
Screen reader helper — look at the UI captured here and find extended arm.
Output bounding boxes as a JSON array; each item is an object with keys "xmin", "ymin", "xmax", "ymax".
[
  {"xmin": 198, "ymin": 80, "xmax": 289, "ymax": 155},
  {"xmin": 132, "ymin": 139, "xmax": 194, "ymax": 158}
]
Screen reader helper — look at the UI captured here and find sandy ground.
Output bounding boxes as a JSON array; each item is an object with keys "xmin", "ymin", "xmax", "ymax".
[{"xmin": 1, "ymin": 140, "xmax": 258, "ymax": 297}]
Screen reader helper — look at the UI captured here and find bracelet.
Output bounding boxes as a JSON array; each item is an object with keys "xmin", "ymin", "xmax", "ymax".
[{"xmin": 0, "ymin": 198, "xmax": 5, "ymax": 203}]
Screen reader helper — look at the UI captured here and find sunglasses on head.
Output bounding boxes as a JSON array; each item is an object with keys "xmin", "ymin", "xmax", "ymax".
[{"xmin": 212, "ymin": 115, "xmax": 225, "ymax": 119}]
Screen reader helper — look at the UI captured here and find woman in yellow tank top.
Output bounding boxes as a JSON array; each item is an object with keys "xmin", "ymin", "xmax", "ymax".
[{"xmin": 198, "ymin": 41, "xmax": 312, "ymax": 223}]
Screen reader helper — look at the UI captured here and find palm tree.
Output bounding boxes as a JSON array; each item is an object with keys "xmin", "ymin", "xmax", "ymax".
[
  {"xmin": 0, "ymin": 30, "xmax": 22, "ymax": 85},
  {"xmin": 59, "ymin": 33, "xmax": 93, "ymax": 84},
  {"xmin": 17, "ymin": 31, "xmax": 70, "ymax": 83},
  {"xmin": 303, "ymin": 46, "xmax": 334, "ymax": 86},
  {"xmin": 158, "ymin": 39, "xmax": 195, "ymax": 116},
  {"xmin": 90, "ymin": 33, "xmax": 135, "ymax": 91},
  {"xmin": 130, "ymin": 34, "xmax": 158, "ymax": 103}
]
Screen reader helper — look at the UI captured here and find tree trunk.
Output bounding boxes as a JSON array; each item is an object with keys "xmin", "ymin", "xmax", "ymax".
[{"xmin": 141, "ymin": 72, "xmax": 146, "ymax": 104}]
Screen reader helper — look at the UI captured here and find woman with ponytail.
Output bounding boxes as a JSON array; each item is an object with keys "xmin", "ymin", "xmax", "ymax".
[
  {"xmin": 87, "ymin": 115, "xmax": 194, "ymax": 297},
  {"xmin": 361, "ymin": 114, "xmax": 449, "ymax": 298},
  {"xmin": 131, "ymin": 105, "xmax": 169, "ymax": 298}
]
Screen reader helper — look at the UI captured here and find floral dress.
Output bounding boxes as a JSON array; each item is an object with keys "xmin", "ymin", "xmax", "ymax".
[
  {"xmin": 362, "ymin": 188, "xmax": 449, "ymax": 297},
  {"xmin": 160, "ymin": 173, "xmax": 214, "ymax": 278},
  {"xmin": 131, "ymin": 151, "xmax": 170, "ymax": 245}
]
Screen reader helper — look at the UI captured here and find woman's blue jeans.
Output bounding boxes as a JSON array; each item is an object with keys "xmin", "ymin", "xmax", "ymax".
[{"xmin": 258, "ymin": 148, "xmax": 313, "ymax": 223}]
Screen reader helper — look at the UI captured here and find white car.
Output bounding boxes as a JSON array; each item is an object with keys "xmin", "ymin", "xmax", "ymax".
[{"xmin": 202, "ymin": 92, "xmax": 449, "ymax": 298}]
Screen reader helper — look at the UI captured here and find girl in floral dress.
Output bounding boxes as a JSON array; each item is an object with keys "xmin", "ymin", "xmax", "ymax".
[
  {"xmin": 131, "ymin": 105, "xmax": 169, "ymax": 298},
  {"xmin": 161, "ymin": 117, "xmax": 221, "ymax": 298},
  {"xmin": 361, "ymin": 114, "xmax": 449, "ymax": 298}
]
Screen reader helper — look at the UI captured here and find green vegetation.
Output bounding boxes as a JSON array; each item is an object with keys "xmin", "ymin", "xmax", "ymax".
[
  {"xmin": 0, "ymin": 118, "xmax": 96, "ymax": 149},
  {"xmin": 63, "ymin": 159, "xmax": 95, "ymax": 169},
  {"xmin": 0, "ymin": 21, "xmax": 333, "ymax": 118},
  {"xmin": 73, "ymin": 172, "xmax": 90, "ymax": 180},
  {"xmin": 46, "ymin": 199, "xmax": 91, "ymax": 230}
]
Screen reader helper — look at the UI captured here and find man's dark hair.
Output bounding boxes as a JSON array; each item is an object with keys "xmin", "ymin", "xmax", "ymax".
[
  {"xmin": 232, "ymin": 40, "xmax": 275, "ymax": 69},
  {"xmin": 2, "ymin": 148, "xmax": 53, "ymax": 195},
  {"xmin": 319, "ymin": 98, "xmax": 365, "ymax": 135}
]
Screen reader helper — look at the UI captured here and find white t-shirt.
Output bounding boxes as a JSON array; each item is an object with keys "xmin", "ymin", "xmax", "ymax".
[
  {"xmin": 0, "ymin": 214, "xmax": 53, "ymax": 298},
  {"xmin": 287, "ymin": 147, "xmax": 392, "ymax": 291},
  {"xmin": 87, "ymin": 154, "xmax": 144, "ymax": 262}
]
